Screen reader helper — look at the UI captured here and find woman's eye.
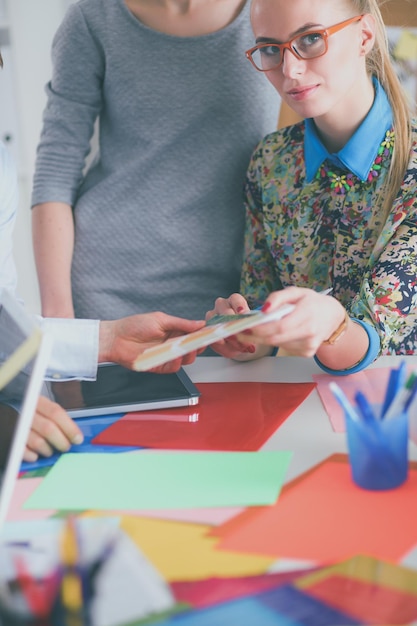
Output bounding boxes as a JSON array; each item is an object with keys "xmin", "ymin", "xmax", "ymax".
[
  {"xmin": 260, "ymin": 45, "xmax": 280, "ymax": 58},
  {"xmin": 299, "ymin": 32, "xmax": 323, "ymax": 48}
]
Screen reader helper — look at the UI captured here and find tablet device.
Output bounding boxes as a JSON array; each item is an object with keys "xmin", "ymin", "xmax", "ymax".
[{"xmin": 44, "ymin": 364, "xmax": 200, "ymax": 418}]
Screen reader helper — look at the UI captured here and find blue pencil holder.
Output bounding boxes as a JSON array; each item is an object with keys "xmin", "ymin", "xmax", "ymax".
[{"xmin": 345, "ymin": 405, "xmax": 409, "ymax": 490}]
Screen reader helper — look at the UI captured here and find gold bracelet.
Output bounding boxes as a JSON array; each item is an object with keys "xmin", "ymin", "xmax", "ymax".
[{"xmin": 322, "ymin": 310, "xmax": 349, "ymax": 345}]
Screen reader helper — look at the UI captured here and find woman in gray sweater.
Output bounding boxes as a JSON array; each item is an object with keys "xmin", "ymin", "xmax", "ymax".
[{"xmin": 31, "ymin": 0, "xmax": 280, "ymax": 322}]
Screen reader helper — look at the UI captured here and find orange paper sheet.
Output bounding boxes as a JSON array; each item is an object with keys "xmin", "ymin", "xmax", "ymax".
[
  {"xmin": 215, "ymin": 456, "xmax": 417, "ymax": 564},
  {"xmin": 92, "ymin": 382, "xmax": 315, "ymax": 451}
]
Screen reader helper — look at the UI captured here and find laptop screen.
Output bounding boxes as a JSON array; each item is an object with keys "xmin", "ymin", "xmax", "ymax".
[
  {"xmin": 0, "ymin": 299, "xmax": 34, "ymax": 473},
  {"xmin": 0, "ymin": 290, "xmax": 51, "ymax": 528}
]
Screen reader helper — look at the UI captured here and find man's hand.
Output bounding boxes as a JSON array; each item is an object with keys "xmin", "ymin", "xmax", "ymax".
[
  {"xmin": 98, "ymin": 312, "xmax": 206, "ymax": 372},
  {"xmin": 24, "ymin": 396, "xmax": 83, "ymax": 462}
]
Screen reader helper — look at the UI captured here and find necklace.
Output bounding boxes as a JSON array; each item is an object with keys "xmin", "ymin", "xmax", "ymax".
[{"xmin": 316, "ymin": 128, "xmax": 395, "ymax": 195}]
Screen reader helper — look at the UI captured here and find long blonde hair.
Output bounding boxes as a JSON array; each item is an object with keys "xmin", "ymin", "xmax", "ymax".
[{"xmin": 350, "ymin": 0, "xmax": 412, "ymax": 217}]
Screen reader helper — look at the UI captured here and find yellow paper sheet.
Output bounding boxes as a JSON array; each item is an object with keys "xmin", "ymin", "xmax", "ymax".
[
  {"xmin": 83, "ymin": 513, "xmax": 273, "ymax": 581},
  {"xmin": 295, "ymin": 554, "xmax": 417, "ymax": 596}
]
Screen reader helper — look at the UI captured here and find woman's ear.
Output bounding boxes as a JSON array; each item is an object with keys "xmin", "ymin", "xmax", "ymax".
[{"xmin": 359, "ymin": 13, "xmax": 376, "ymax": 56}]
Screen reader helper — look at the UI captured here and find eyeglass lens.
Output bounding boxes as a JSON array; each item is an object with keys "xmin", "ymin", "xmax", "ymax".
[{"xmin": 251, "ymin": 32, "xmax": 327, "ymax": 70}]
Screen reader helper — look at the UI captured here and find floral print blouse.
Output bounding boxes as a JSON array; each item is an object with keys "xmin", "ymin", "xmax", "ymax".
[{"xmin": 241, "ymin": 121, "xmax": 417, "ymax": 355}]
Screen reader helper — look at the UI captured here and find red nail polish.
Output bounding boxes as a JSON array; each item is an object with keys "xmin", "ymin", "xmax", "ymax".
[
  {"xmin": 261, "ymin": 302, "xmax": 271, "ymax": 313},
  {"xmin": 237, "ymin": 306, "xmax": 244, "ymax": 313}
]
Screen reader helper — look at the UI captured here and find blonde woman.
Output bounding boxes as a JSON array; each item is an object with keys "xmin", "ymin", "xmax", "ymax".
[{"xmin": 208, "ymin": 0, "xmax": 417, "ymax": 375}]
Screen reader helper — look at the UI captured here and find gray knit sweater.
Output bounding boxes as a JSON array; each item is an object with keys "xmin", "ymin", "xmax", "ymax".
[{"xmin": 32, "ymin": 0, "xmax": 280, "ymax": 320}]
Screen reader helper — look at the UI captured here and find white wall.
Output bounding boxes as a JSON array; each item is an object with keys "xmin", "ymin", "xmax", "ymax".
[{"xmin": 3, "ymin": 0, "xmax": 69, "ymax": 313}]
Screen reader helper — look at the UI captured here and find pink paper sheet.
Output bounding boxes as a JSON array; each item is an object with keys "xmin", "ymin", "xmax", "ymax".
[
  {"xmin": 106, "ymin": 507, "xmax": 244, "ymax": 526},
  {"xmin": 313, "ymin": 368, "xmax": 392, "ymax": 432},
  {"xmin": 6, "ymin": 478, "xmax": 56, "ymax": 521}
]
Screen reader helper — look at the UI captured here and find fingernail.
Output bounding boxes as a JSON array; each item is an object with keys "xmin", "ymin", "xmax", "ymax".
[
  {"xmin": 72, "ymin": 433, "xmax": 84, "ymax": 445},
  {"xmin": 261, "ymin": 302, "xmax": 271, "ymax": 312},
  {"xmin": 242, "ymin": 329, "xmax": 253, "ymax": 335},
  {"xmin": 25, "ymin": 451, "xmax": 38, "ymax": 462},
  {"xmin": 237, "ymin": 306, "xmax": 244, "ymax": 313},
  {"xmin": 245, "ymin": 345, "xmax": 256, "ymax": 353}
]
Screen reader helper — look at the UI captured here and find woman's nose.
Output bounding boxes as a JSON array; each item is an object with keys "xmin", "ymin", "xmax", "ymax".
[{"xmin": 281, "ymin": 48, "xmax": 306, "ymax": 78}]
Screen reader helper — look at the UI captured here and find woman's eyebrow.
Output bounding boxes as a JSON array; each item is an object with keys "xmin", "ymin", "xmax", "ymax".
[{"xmin": 255, "ymin": 23, "xmax": 324, "ymax": 44}]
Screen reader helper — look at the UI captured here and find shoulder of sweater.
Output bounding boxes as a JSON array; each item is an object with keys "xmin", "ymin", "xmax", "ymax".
[
  {"xmin": 54, "ymin": 0, "xmax": 121, "ymax": 56},
  {"xmin": 64, "ymin": 0, "xmax": 119, "ymax": 28}
]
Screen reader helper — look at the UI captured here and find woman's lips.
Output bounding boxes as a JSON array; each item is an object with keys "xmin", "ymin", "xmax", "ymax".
[{"xmin": 287, "ymin": 85, "xmax": 319, "ymax": 101}]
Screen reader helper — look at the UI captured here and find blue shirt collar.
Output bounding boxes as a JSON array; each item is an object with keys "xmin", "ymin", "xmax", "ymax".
[{"xmin": 305, "ymin": 78, "xmax": 393, "ymax": 183}]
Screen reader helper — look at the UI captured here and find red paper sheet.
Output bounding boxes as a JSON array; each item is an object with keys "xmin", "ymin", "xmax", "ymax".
[
  {"xmin": 215, "ymin": 456, "xmax": 417, "ymax": 563},
  {"xmin": 92, "ymin": 382, "xmax": 315, "ymax": 451},
  {"xmin": 306, "ymin": 574, "xmax": 417, "ymax": 624},
  {"xmin": 171, "ymin": 568, "xmax": 317, "ymax": 609}
]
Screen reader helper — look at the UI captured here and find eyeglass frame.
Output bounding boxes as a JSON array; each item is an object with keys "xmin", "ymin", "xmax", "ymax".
[{"xmin": 245, "ymin": 15, "xmax": 364, "ymax": 72}]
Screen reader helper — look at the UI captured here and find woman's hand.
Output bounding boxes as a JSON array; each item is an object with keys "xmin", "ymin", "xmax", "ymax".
[
  {"xmin": 238, "ymin": 287, "xmax": 346, "ymax": 357},
  {"xmin": 205, "ymin": 294, "xmax": 258, "ymax": 359},
  {"xmin": 206, "ymin": 293, "xmax": 251, "ymax": 320}
]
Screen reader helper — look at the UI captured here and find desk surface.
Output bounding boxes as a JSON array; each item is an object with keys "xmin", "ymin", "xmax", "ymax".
[{"xmin": 6, "ymin": 355, "xmax": 417, "ymax": 623}]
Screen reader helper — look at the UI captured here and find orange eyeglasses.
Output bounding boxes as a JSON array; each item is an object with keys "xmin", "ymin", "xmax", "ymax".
[{"xmin": 246, "ymin": 15, "xmax": 364, "ymax": 72}]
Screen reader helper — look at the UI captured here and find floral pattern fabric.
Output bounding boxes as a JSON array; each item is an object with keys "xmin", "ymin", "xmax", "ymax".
[{"xmin": 241, "ymin": 121, "xmax": 417, "ymax": 355}]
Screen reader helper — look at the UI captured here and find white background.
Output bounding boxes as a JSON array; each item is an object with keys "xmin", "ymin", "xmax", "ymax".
[{"xmin": 0, "ymin": 0, "xmax": 72, "ymax": 314}]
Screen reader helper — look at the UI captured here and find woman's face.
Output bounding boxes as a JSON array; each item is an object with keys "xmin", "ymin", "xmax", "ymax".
[{"xmin": 250, "ymin": 0, "xmax": 374, "ymax": 123}]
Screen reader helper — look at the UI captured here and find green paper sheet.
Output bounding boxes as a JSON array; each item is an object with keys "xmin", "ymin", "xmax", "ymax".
[{"xmin": 24, "ymin": 451, "xmax": 292, "ymax": 511}]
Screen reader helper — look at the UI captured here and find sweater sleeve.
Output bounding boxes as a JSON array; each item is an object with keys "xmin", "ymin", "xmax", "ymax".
[{"xmin": 31, "ymin": 3, "xmax": 105, "ymax": 207}]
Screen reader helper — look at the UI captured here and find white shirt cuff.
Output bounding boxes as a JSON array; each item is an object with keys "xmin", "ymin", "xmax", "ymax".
[{"xmin": 38, "ymin": 317, "xmax": 100, "ymax": 380}]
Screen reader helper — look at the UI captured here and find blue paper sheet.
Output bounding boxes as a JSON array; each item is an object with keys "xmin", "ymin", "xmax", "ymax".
[
  {"xmin": 20, "ymin": 413, "xmax": 141, "ymax": 472},
  {"xmin": 151, "ymin": 585, "xmax": 361, "ymax": 626}
]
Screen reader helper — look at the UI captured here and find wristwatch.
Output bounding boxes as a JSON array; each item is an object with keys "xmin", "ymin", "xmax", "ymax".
[{"xmin": 322, "ymin": 310, "xmax": 349, "ymax": 345}]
